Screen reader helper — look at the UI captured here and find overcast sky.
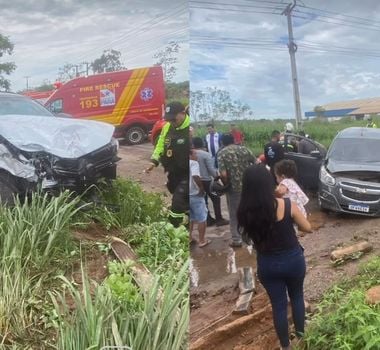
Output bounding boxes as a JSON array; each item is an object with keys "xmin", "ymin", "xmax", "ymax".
[
  {"xmin": 190, "ymin": 0, "xmax": 380, "ymax": 118},
  {"xmin": 0, "ymin": 0, "xmax": 188, "ymax": 92}
]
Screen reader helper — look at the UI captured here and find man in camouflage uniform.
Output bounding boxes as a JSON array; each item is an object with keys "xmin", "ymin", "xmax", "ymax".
[
  {"xmin": 217, "ymin": 133, "xmax": 256, "ymax": 247},
  {"xmin": 145, "ymin": 101, "xmax": 190, "ymax": 227}
]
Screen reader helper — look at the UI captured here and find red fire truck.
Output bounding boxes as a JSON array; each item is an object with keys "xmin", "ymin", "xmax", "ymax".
[{"xmin": 28, "ymin": 66, "xmax": 165, "ymax": 144}]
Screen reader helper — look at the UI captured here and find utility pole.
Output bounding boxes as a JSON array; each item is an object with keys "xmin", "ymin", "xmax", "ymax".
[
  {"xmin": 74, "ymin": 64, "xmax": 80, "ymax": 77},
  {"xmin": 282, "ymin": 1, "xmax": 302, "ymax": 130},
  {"xmin": 24, "ymin": 76, "xmax": 31, "ymax": 91},
  {"xmin": 82, "ymin": 62, "xmax": 90, "ymax": 76}
]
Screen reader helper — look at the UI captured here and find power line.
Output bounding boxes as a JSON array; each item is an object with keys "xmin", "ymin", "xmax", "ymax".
[
  {"xmin": 117, "ymin": 28, "xmax": 188, "ymax": 61},
  {"xmin": 295, "ymin": 9, "xmax": 380, "ymax": 29},
  {"xmin": 75, "ymin": 4, "xmax": 187, "ymax": 62},
  {"xmin": 298, "ymin": 3, "xmax": 380, "ymax": 26},
  {"xmin": 241, "ymin": 0, "xmax": 286, "ymax": 4},
  {"xmin": 190, "ymin": 0, "xmax": 285, "ymax": 11},
  {"xmin": 190, "ymin": 6, "xmax": 281, "ymax": 15},
  {"xmin": 192, "ymin": 36, "xmax": 380, "ymax": 58},
  {"xmin": 293, "ymin": 10, "xmax": 380, "ymax": 32},
  {"xmin": 292, "ymin": 14, "xmax": 380, "ymax": 33}
]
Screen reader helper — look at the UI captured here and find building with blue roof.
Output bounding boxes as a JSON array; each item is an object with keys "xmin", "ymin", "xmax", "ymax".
[{"xmin": 305, "ymin": 97, "xmax": 380, "ymax": 121}]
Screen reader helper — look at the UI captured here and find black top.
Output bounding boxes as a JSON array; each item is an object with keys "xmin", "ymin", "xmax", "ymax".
[
  {"xmin": 160, "ymin": 124, "xmax": 189, "ymax": 177},
  {"xmin": 255, "ymin": 198, "xmax": 300, "ymax": 254},
  {"xmin": 264, "ymin": 141, "xmax": 284, "ymax": 167}
]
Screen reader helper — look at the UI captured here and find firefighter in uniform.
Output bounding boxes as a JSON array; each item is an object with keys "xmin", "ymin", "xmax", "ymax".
[{"xmin": 145, "ymin": 101, "xmax": 190, "ymax": 227}]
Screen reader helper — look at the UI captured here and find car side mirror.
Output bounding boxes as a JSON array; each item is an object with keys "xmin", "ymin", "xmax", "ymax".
[{"xmin": 310, "ymin": 150, "xmax": 321, "ymax": 158}]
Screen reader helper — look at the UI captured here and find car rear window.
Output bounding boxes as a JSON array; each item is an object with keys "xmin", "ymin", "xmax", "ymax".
[{"xmin": 329, "ymin": 138, "xmax": 380, "ymax": 162}]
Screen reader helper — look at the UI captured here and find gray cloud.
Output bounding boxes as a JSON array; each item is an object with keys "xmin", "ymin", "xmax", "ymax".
[
  {"xmin": 190, "ymin": 0, "xmax": 380, "ymax": 118},
  {"xmin": 0, "ymin": 0, "xmax": 188, "ymax": 91}
]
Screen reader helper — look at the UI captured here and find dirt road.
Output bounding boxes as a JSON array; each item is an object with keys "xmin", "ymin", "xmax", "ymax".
[
  {"xmin": 117, "ymin": 143, "xmax": 380, "ymax": 350},
  {"xmin": 117, "ymin": 143, "xmax": 169, "ymax": 196},
  {"xmin": 190, "ymin": 196, "xmax": 380, "ymax": 349}
]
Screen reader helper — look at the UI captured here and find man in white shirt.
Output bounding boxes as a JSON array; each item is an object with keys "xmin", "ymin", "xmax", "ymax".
[
  {"xmin": 190, "ymin": 150, "xmax": 211, "ymax": 248},
  {"xmin": 205, "ymin": 124, "xmax": 221, "ymax": 166}
]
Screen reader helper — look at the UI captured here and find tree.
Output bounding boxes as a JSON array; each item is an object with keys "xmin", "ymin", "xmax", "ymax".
[
  {"xmin": 165, "ymin": 81, "xmax": 189, "ymax": 104},
  {"xmin": 35, "ymin": 80, "xmax": 54, "ymax": 92},
  {"xmin": 313, "ymin": 105, "xmax": 326, "ymax": 119},
  {"xmin": 153, "ymin": 41, "xmax": 179, "ymax": 82},
  {"xmin": 91, "ymin": 49, "xmax": 124, "ymax": 74},
  {"xmin": 0, "ymin": 34, "xmax": 16, "ymax": 91},
  {"xmin": 190, "ymin": 87, "xmax": 253, "ymax": 121},
  {"xmin": 58, "ymin": 63, "xmax": 78, "ymax": 82}
]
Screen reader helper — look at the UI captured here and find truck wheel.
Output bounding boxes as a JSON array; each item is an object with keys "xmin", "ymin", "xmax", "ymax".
[
  {"xmin": 125, "ymin": 126, "xmax": 145, "ymax": 145},
  {"xmin": 0, "ymin": 172, "xmax": 18, "ymax": 205}
]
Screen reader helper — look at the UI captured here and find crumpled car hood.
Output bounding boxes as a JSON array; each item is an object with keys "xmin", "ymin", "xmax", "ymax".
[
  {"xmin": 327, "ymin": 159, "xmax": 380, "ymax": 173},
  {"xmin": 0, "ymin": 114, "xmax": 115, "ymax": 158}
]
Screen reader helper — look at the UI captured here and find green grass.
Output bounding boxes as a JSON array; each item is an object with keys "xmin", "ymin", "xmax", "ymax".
[
  {"xmin": 194, "ymin": 117, "xmax": 377, "ymax": 155},
  {"xmin": 302, "ymin": 256, "xmax": 380, "ymax": 349},
  {"xmin": 81, "ymin": 178, "xmax": 167, "ymax": 230},
  {"xmin": 0, "ymin": 179, "xmax": 189, "ymax": 349},
  {"xmin": 122, "ymin": 222, "xmax": 189, "ymax": 273},
  {"xmin": 50, "ymin": 261, "xmax": 189, "ymax": 350},
  {"xmin": 0, "ymin": 191, "xmax": 82, "ymax": 347}
]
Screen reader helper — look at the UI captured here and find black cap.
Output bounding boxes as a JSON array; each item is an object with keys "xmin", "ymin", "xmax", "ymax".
[{"xmin": 164, "ymin": 101, "xmax": 185, "ymax": 121}]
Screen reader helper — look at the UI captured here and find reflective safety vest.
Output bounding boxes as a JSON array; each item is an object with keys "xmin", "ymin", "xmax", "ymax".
[{"xmin": 151, "ymin": 115, "xmax": 190, "ymax": 176}]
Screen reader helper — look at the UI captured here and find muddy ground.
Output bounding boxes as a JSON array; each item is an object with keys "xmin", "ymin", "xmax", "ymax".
[
  {"xmin": 116, "ymin": 143, "xmax": 380, "ymax": 349},
  {"xmin": 190, "ymin": 196, "xmax": 380, "ymax": 349}
]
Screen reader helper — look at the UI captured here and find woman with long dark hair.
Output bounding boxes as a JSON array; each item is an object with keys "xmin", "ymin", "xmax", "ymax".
[{"xmin": 237, "ymin": 164, "xmax": 311, "ymax": 350}]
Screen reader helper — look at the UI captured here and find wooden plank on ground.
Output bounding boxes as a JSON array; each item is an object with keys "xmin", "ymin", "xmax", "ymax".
[
  {"xmin": 330, "ymin": 241, "xmax": 372, "ymax": 262},
  {"xmin": 238, "ymin": 267, "xmax": 255, "ymax": 294},
  {"xmin": 109, "ymin": 236, "xmax": 156, "ymax": 294},
  {"xmin": 233, "ymin": 292, "xmax": 253, "ymax": 315}
]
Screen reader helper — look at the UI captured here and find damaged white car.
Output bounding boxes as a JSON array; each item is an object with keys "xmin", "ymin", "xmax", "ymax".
[{"xmin": 0, "ymin": 93, "xmax": 119, "ymax": 203}]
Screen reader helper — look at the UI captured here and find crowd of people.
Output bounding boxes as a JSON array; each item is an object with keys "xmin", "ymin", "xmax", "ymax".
[
  {"xmin": 188, "ymin": 121, "xmax": 312, "ymax": 349},
  {"xmin": 147, "ymin": 101, "xmax": 313, "ymax": 349}
]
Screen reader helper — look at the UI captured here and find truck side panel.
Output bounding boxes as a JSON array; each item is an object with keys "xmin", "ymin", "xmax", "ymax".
[{"xmin": 45, "ymin": 67, "xmax": 164, "ymax": 130}]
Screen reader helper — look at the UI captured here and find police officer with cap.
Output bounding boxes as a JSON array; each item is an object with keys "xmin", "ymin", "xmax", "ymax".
[{"xmin": 145, "ymin": 101, "xmax": 190, "ymax": 227}]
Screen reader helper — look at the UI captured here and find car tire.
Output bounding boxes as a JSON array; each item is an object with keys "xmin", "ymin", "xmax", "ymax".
[
  {"xmin": 318, "ymin": 197, "xmax": 330, "ymax": 214},
  {"xmin": 125, "ymin": 126, "xmax": 146, "ymax": 145},
  {"xmin": 0, "ymin": 172, "xmax": 18, "ymax": 205}
]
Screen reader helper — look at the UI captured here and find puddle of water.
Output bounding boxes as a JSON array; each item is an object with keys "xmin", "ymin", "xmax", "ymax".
[
  {"xmin": 226, "ymin": 248, "xmax": 237, "ymax": 274},
  {"xmin": 190, "ymin": 258, "xmax": 199, "ymax": 288},
  {"xmin": 191, "ymin": 245, "xmax": 257, "ymax": 287}
]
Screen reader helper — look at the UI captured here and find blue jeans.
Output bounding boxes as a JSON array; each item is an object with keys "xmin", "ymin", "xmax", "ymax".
[{"xmin": 257, "ymin": 246, "xmax": 306, "ymax": 348}]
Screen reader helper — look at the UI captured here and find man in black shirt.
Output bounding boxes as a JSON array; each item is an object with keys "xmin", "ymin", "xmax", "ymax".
[{"xmin": 264, "ymin": 130, "xmax": 284, "ymax": 184}]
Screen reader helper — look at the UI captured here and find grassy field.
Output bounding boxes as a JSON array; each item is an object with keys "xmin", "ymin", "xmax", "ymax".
[
  {"xmin": 301, "ymin": 256, "xmax": 380, "ymax": 349},
  {"xmin": 194, "ymin": 117, "xmax": 378, "ymax": 155}
]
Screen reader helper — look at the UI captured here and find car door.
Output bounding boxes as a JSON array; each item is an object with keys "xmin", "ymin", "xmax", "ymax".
[{"xmin": 283, "ymin": 134, "xmax": 326, "ymax": 191}]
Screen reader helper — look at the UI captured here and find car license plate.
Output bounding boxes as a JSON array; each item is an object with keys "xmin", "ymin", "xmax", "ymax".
[{"xmin": 348, "ymin": 204, "xmax": 370, "ymax": 213}]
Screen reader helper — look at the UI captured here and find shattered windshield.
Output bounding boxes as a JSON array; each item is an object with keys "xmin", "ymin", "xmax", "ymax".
[
  {"xmin": 329, "ymin": 138, "xmax": 380, "ymax": 163},
  {"xmin": 0, "ymin": 96, "xmax": 53, "ymax": 117}
]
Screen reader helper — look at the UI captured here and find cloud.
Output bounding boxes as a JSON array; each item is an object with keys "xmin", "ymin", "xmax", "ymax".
[
  {"xmin": 190, "ymin": 0, "xmax": 380, "ymax": 118},
  {"xmin": 0, "ymin": 0, "xmax": 188, "ymax": 91},
  {"xmin": 191, "ymin": 63, "xmax": 226, "ymax": 81}
]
